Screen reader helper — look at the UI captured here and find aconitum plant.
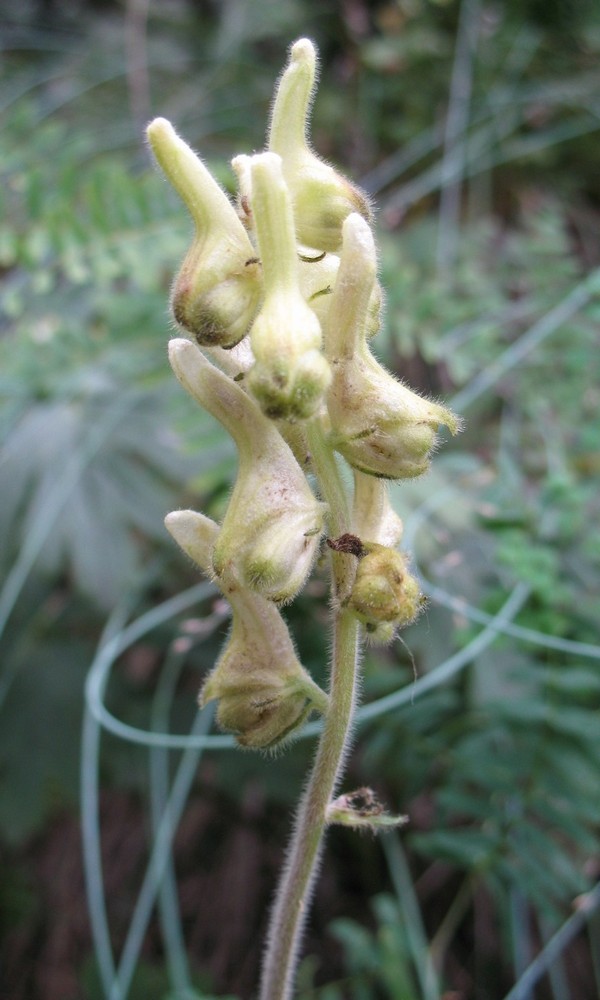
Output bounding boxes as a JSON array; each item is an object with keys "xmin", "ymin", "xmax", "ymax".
[{"xmin": 147, "ymin": 38, "xmax": 460, "ymax": 1000}]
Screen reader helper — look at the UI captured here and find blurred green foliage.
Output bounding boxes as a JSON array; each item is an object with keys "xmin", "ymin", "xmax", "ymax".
[{"xmin": 1, "ymin": 0, "xmax": 600, "ymax": 998}]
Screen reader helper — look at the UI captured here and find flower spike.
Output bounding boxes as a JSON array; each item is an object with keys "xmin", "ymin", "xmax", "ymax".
[{"xmin": 151, "ymin": 37, "xmax": 467, "ymax": 987}]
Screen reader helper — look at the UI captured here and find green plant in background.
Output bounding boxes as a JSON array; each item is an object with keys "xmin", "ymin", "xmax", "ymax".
[
  {"xmin": 3, "ymin": 1, "xmax": 600, "ymax": 996},
  {"xmin": 147, "ymin": 38, "xmax": 459, "ymax": 998}
]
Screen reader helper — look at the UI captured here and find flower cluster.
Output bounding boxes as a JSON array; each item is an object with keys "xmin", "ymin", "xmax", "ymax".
[{"xmin": 148, "ymin": 38, "xmax": 459, "ymax": 750}]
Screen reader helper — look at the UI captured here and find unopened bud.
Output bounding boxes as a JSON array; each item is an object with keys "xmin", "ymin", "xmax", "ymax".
[
  {"xmin": 325, "ymin": 215, "xmax": 460, "ymax": 479},
  {"xmin": 147, "ymin": 118, "xmax": 261, "ymax": 348},
  {"xmin": 346, "ymin": 543, "xmax": 423, "ymax": 632},
  {"xmin": 168, "ymin": 338, "xmax": 325, "ymax": 601},
  {"xmin": 246, "ymin": 153, "xmax": 331, "ymax": 420},
  {"xmin": 268, "ymin": 38, "xmax": 371, "ymax": 252}
]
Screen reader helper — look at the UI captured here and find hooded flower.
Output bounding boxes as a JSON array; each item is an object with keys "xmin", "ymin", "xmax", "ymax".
[
  {"xmin": 165, "ymin": 508, "xmax": 327, "ymax": 749},
  {"xmin": 147, "ymin": 117, "xmax": 261, "ymax": 348},
  {"xmin": 268, "ymin": 38, "xmax": 371, "ymax": 253},
  {"xmin": 324, "ymin": 214, "xmax": 460, "ymax": 479},
  {"xmin": 243, "ymin": 152, "xmax": 331, "ymax": 421},
  {"xmin": 168, "ymin": 338, "xmax": 325, "ymax": 602}
]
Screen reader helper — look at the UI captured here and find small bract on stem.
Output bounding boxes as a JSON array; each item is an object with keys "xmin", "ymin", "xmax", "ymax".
[{"xmin": 147, "ymin": 35, "xmax": 460, "ymax": 999}]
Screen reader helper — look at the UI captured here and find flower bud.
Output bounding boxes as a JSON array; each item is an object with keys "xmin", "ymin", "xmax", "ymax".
[
  {"xmin": 246, "ymin": 152, "xmax": 331, "ymax": 420},
  {"xmin": 324, "ymin": 214, "xmax": 460, "ymax": 479},
  {"xmin": 168, "ymin": 338, "xmax": 325, "ymax": 602},
  {"xmin": 268, "ymin": 38, "xmax": 371, "ymax": 252},
  {"xmin": 165, "ymin": 509, "xmax": 328, "ymax": 750},
  {"xmin": 147, "ymin": 118, "xmax": 262, "ymax": 348},
  {"xmin": 346, "ymin": 543, "xmax": 423, "ymax": 633}
]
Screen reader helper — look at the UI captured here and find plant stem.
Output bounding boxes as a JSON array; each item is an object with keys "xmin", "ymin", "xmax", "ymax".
[
  {"xmin": 305, "ymin": 418, "xmax": 349, "ymax": 535},
  {"xmin": 259, "ymin": 608, "xmax": 359, "ymax": 1000},
  {"xmin": 305, "ymin": 418, "xmax": 356, "ymax": 600},
  {"xmin": 259, "ymin": 420, "xmax": 359, "ymax": 1000}
]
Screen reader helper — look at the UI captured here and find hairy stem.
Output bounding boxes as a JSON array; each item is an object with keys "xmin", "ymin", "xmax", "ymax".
[
  {"xmin": 305, "ymin": 418, "xmax": 356, "ymax": 600},
  {"xmin": 259, "ymin": 610, "xmax": 359, "ymax": 1000},
  {"xmin": 306, "ymin": 419, "xmax": 349, "ymax": 530},
  {"xmin": 259, "ymin": 421, "xmax": 360, "ymax": 1000}
]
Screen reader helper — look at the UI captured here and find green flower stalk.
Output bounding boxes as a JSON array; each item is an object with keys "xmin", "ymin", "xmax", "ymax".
[
  {"xmin": 150, "ymin": 36, "xmax": 462, "ymax": 1000},
  {"xmin": 147, "ymin": 117, "xmax": 261, "ymax": 348}
]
